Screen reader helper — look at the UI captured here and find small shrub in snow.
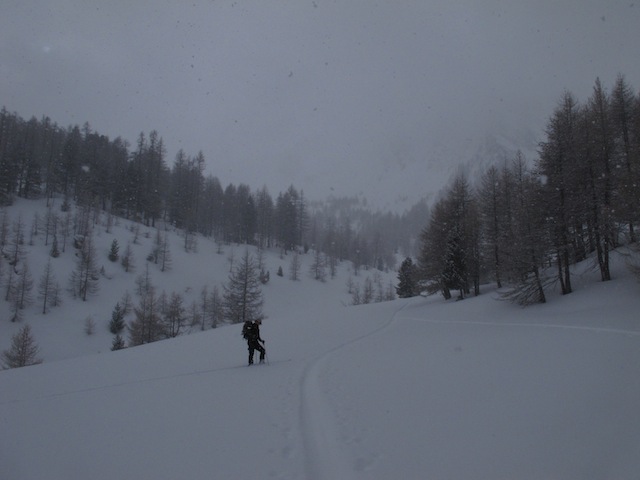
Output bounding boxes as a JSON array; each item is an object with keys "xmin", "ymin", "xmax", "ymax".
[{"xmin": 84, "ymin": 316, "xmax": 96, "ymax": 335}]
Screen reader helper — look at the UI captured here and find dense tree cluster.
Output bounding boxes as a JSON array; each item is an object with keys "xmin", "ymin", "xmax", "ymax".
[
  {"xmin": 418, "ymin": 76, "xmax": 640, "ymax": 304},
  {"xmin": 0, "ymin": 109, "xmax": 424, "ymax": 271},
  {"xmin": 5, "ymin": 74, "xmax": 634, "ymax": 311}
]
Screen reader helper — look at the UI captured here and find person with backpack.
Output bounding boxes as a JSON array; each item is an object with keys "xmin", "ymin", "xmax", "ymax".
[{"xmin": 242, "ymin": 319, "xmax": 266, "ymax": 365}]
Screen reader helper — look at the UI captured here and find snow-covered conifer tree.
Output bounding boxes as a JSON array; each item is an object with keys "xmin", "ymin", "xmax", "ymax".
[
  {"xmin": 222, "ymin": 249, "xmax": 264, "ymax": 324},
  {"xmin": 1, "ymin": 324, "xmax": 42, "ymax": 369},
  {"xmin": 396, "ymin": 257, "xmax": 418, "ymax": 298}
]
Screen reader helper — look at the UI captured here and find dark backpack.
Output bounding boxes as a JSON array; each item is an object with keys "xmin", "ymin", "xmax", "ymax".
[{"xmin": 242, "ymin": 321, "xmax": 254, "ymax": 340}]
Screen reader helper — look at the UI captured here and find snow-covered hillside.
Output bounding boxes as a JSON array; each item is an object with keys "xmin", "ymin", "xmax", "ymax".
[
  {"xmin": 1, "ymin": 198, "xmax": 640, "ymax": 479},
  {"xmin": 0, "ymin": 197, "xmax": 396, "ymax": 363}
]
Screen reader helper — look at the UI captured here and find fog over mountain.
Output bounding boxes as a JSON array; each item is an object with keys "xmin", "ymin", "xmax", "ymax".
[{"xmin": 2, "ymin": 1, "xmax": 639, "ymax": 210}]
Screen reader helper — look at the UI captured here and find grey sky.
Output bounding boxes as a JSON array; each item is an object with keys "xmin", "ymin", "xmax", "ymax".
[{"xmin": 2, "ymin": 1, "xmax": 639, "ymax": 209}]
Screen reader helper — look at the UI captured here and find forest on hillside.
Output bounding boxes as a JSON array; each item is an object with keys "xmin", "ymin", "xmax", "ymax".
[
  {"xmin": 2, "ymin": 74, "xmax": 639, "ymax": 308},
  {"xmin": 415, "ymin": 76, "xmax": 640, "ymax": 304},
  {"xmin": 0, "ymin": 107, "xmax": 428, "ymax": 273}
]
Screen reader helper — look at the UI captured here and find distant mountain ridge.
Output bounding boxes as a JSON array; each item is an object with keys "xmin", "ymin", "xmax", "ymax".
[{"xmin": 342, "ymin": 127, "xmax": 541, "ymax": 213}]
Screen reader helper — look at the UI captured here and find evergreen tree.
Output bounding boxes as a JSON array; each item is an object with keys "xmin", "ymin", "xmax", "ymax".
[
  {"xmin": 0, "ymin": 209, "xmax": 10, "ymax": 250},
  {"xmin": 108, "ymin": 239, "xmax": 119, "ymax": 262},
  {"xmin": 109, "ymin": 302, "xmax": 126, "ymax": 334},
  {"xmin": 221, "ymin": 183, "xmax": 239, "ymax": 243},
  {"xmin": 222, "ymin": 249, "xmax": 264, "ymax": 324},
  {"xmin": 478, "ymin": 165, "xmax": 506, "ymax": 288},
  {"xmin": 583, "ymin": 78, "xmax": 615, "ymax": 281},
  {"xmin": 538, "ymin": 91, "xmax": 580, "ymax": 295},
  {"xmin": 396, "ymin": 257, "xmax": 418, "ymax": 298},
  {"xmin": 237, "ymin": 184, "xmax": 257, "ymax": 244},
  {"xmin": 418, "ymin": 174, "xmax": 479, "ymax": 300},
  {"xmin": 255, "ymin": 186, "xmax": 274, "ymax": 248},
  {"xmin": 127, "ymin": 131, "xmax": 169, "ymax": 226},
  {"xmin": 276, "ymin": 185, "xmax": 302, "ymax": 252},
  {"xmin": 309, "ymin": 248, "xmax": 326, "ymax": 281},
  {"xmin": 198, "ymin": 175, "xmax": 224, "ymax": 238},
  {"xmin": 2, "ymin": 324, "xmax": 42, "ymax": 369},
  {"xmin": 144, "ymin": 130, "xmax": 169, "ymax": 227},
  {"xmin": 169, "ymin": 149, "xmax": 203, "ymax": 236},
  {"xmin": 418, "ymin": 198, "xmax": 451, "ymax": 299},
  {"xmin": 111, "ymin": 334, "xmax": 126, "ymax": 351},
  {"xmin": 500, "ymin": 155, "xmax": 549, "ymax": 305},
  {"xmin": 610, "ymin": 74, "xmax": 639, "ymax": 242},
  {"xmin": 0, "ymin": 108, "xmax": 19, "ymax": 205},
  {"xmin": 129, "ymin": 265, "xmax": 163, "ymax": 345},
  {"xmin": 163, "ymin": 292, "xmax": 185, "ymax": 338}
]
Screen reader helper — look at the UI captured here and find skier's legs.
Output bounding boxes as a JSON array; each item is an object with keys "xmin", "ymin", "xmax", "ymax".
[
  {"xmin": 248, "ymin": 339, "xmax": 265, "ymax": 364},
  {"xmin": 247, "ymin": 342, "xmax": 255, "ymax": 365}
]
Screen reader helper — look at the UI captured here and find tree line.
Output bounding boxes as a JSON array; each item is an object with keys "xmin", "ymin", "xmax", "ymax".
[
  {"xmin": 415, "ymin": 75, "xmax": 640, "ymax": 304},
  {"xmin": 0, "ymin": 109, "xmax": 427, "ymax": 272}
]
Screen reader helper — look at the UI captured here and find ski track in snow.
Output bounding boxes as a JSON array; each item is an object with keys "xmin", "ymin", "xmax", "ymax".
[
  {"xmin": 299, "ymin": 301, "xmax": 412, "ymax": 480},
  {"xmin": 405, "ymin": 317, "xmax": 640, "ymax": 337},
  {"xmin": 0, "ymin": 360, "xmax": 292, "ymax": 406},
  {"xmin": 298, "ymin": 303, "xmax": 640, "ymax": 479}
]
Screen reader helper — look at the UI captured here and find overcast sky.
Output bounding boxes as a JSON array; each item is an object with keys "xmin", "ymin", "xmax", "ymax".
[{"xmin": 2, "ymin": 1, "xmax": 639, "ymax": 208}]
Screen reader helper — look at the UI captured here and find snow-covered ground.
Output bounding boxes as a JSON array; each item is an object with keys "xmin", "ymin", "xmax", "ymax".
[{"xmin": 1, "ymin": 198, "xmax": 640, "ymax": 479}]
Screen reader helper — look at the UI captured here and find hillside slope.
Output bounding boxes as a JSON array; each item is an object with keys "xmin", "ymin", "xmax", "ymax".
[{"xmin": 0, "ymin": 197, "xmax": 396, "ymax": 362}]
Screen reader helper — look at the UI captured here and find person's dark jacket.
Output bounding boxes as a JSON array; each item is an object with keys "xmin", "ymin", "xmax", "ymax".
[{"xmin": 243, "ymin": 320, "xmax": 263, "ymax": 343}]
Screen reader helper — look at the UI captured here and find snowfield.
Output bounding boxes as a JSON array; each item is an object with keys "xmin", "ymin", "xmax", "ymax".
[{"xmin": 1, "ymin": 199, "xmax": 640, "ymax": 479}]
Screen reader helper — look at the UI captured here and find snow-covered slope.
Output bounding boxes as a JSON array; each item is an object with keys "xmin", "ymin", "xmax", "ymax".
[
  {"xmin": 0, "ymin": 197, "xmax": 394, "ymax": 363},
  {"xmin": 1, "ymin": 199, "xmax": 640, "ymax": 479}
]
